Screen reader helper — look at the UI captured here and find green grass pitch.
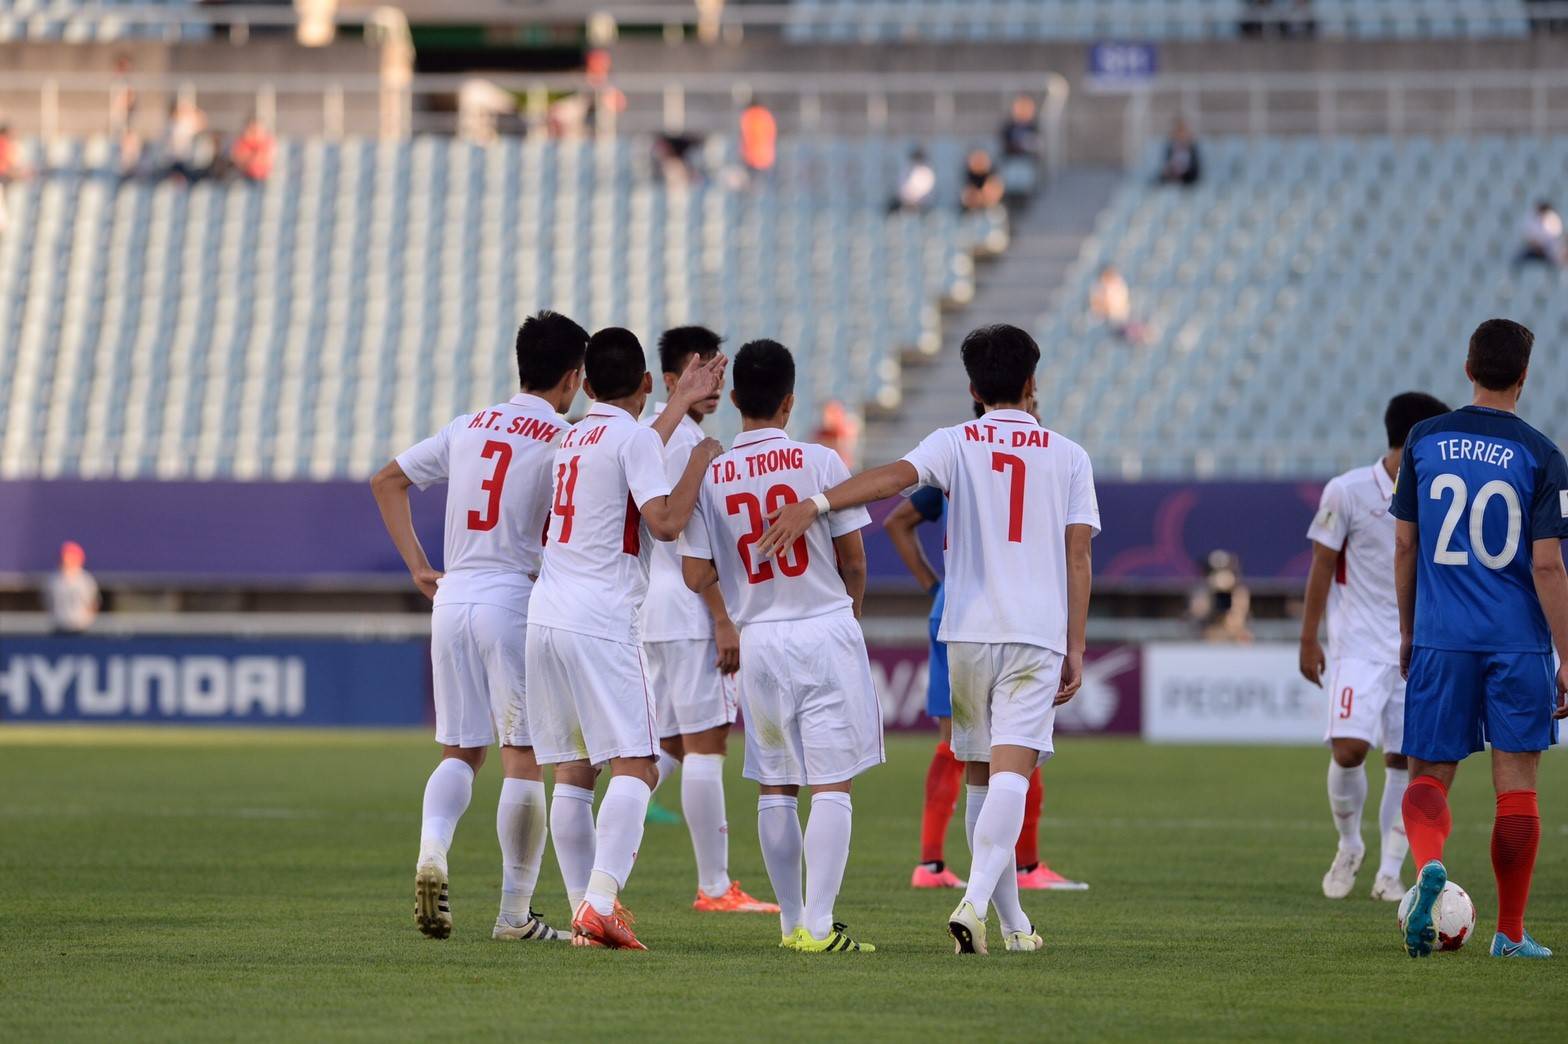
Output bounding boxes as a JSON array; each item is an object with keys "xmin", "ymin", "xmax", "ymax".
[{"xmin": 1, "ymin": 728, "xmax": 1563, "ymax": 1041}]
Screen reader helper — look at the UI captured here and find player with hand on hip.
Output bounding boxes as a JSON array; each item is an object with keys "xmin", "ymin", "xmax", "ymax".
[
  {"xmin": 1391, "ymin": 319, "xmax": 1568, "ymax": 960},
  {"xmin": 1300, "ymin": 392, "xmax": 1449, "ymax": 902},
  {"xmin": 757, "ymin": 324, "xmax": 1098, "ymax": 955},
  {"xmin": 370, "ymin": 311, "xmax": 589, "ymax": 943}
]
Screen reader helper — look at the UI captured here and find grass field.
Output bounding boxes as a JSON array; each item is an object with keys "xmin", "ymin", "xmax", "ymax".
[{"xmin": 1, "ymin": 728, "xmax": 1564, "ymax": 1041}]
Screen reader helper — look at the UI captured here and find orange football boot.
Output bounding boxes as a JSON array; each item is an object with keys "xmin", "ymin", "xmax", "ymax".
[
  {"xmin": 692, "ymin": 881, "xmax": 782, "ymax": 913},
  {"xmin": 571, "ymin": 900, "xmax": 648, "ymax": 950}
]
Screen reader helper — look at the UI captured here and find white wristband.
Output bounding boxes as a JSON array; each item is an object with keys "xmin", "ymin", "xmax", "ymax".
[{"xmin": 810, "ymin": 493, "xmax": 832, "ymax": 516}]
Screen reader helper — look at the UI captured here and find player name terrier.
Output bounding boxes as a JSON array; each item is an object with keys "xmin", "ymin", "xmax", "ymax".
[
  {"xmin": 464, "ymin": 412, "xmax": 561, "ymax": 443},
  {"xmin": 0, "ymin": 654, "xmax": 305, "ymax": 718},
  {"xmin": 1436, "ymin": 437, "xmax": 1515, "ymax": 469},
  {"xmin": 711, "ymin": 447, "xmax": 806, "ymax": 483},
  {"xmin": 962, "ymin": 422, "xmax": 1049, "ymax": 447}
]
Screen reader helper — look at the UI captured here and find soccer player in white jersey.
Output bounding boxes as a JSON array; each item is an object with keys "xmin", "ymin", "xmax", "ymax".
[
  {"xmin": 370, "ymin": 310, "xmax": 590, "ymax": 943},
  {"xmin": 679, "ymin": 339, "xmax": 883, "ymax": 953},
  {"xmin": 759, "ymin": 324, "xmax": 1098, "ymax": 955},
  {"xmin": 1299, "ymin": 392, "xmax": 1450, "ymax": 901},
  {"xmin": 642, "ymin": 326, "xmax": 780, "ymax": 915},
  {"xmin": 526, "ymin": 326, "xmax": 726, "ymax": 950}
]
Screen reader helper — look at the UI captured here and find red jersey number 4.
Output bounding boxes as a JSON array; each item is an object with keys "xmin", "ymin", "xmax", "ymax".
[{"xmin": 552, "ymin": 455, "xmax": 581, "ymax": 543}]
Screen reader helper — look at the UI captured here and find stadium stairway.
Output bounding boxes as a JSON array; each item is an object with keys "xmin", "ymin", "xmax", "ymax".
[{"xmin": 863, "ymin": 166, "xmax": 1121, "ymax": 465}]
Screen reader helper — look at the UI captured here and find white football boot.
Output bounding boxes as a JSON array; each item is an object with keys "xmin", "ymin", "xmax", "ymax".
[{"xmin": 1321, "ymin": 847, "xmax": 1364, "ymax": 899}]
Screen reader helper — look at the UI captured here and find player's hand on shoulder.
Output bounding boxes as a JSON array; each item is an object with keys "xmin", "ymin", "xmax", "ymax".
[
  {"xmin": 714, "ymin": 618, "xmax": 741, "ymax": 675},
  {"xmin": 413, "ymin": 567, "xmax": 444, "ymax": 601},
  {"xmin": 1554, "ymin": 662, "xmax": 1568, "ymax": 720},
  {"xmin": 1298, "ymin": 636, "xmax": 1326, "ymax": 687},
  {"xmin": 1055, "ymin": 650, "xmax": 1084, "ymax": 706},
  {"xmin": 693, "ymin": 436, "xmax": 724, "ymax": 466},
  {"xmin": 758, "ymin": 499, "xmax": 818, "ymax": 558}
]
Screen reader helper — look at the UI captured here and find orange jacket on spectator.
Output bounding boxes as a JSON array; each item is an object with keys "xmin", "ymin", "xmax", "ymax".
[
  {"xmin": 232, "ymin": 126, "xmax": 275, "ymax": 181},
  {"xmin": 740, "ymin": 104, "xmax": 776, "ymax": 172}
]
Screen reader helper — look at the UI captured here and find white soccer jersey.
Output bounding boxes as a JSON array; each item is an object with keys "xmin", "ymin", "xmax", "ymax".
[
  {"xmin": 901, "ymin": 408, "xmax": 1100, "ymax": 653},
  {"xmin": 679, "ymin": 428, "xmax": 872, "ymax": 626},
  {"xmin": 1306, "ymin": 460, "xmax": 1400, "ymax": 665},
  {"xmin": 640, "ymin": 402, "xmax": 714, "ymax": 642},
  {"xmin": 528, "ymin": 403, "xmax": 673, "ymax": 643},
  {"xmin": 395, "ymin": 393, "xmax": 565, "ymax": 613}
]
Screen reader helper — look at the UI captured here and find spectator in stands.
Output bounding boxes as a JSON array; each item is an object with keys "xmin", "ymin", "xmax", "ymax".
[
  {"xmin": 231, "ymin": 118, "xmax": 276, "ymax": 182},
  {"xmin": 891, "ymin": 148, "xmax": 936, "ymax": 213},
  {"xmin": 1159, "ymin": 118, "xmax": 1201, "ymax": 186},
  {"xmin": 109, "ymin": 54, "xmax": 137, "ymax": 137},
  {"xmin": 1090, "ymin": 264, "xmax": 1151, "ymax": 345},
  {"xmin": 162, "ymin": 99, "xmax": 209, "ymax": 183},
  {"xmin": 813, "ymin": 400, "xmax": 860, "ymax": 469},
  {"xmin": 0, "ymin": 123, "xmax": 23, "ymax": 183},
  {"xmin": 1188, "ymin": 550, "xmax": 1253, "ymax": 643},
  {"xmin": 960, "ymin": 149, "xmax": 1004, "ymax": 211},
  {"xmin": 740, "ymin": 99, "xmax": 777, "ymax": 178},
  {"xmin": 654, "ymin": 131, "xmax": 703, "ymax": 186},
  {"xmin": 44, "ymin": 541, "xmax": 101, "ymax": 634},
  {"xmin": 1514, "ymin": 200, "xmax": 1564, "ymax": 269},
  {"xmin": 1000, "ymin": 93, "xmax": 1041, "ymax": 160}
]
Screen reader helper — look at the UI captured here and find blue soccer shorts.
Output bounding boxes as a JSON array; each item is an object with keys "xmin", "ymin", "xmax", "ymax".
[
  {"xmin": 926, "ymin": 613, "xmax": 951, "ymax": 719},
  {"xmin": 1403, "ymin": 647, "xmax": 1559, "ymax": 762}
]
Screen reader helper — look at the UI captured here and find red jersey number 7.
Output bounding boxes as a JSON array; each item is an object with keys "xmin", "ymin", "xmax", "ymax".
[{"xmin": 991, "ymin": 451, "xmax": 1026, "ymax": 543}]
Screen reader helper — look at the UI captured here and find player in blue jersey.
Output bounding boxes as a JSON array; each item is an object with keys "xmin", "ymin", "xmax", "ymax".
[{"xmin": 1390, "ymin": 319, "xmax": 1568, "ymax": 959}]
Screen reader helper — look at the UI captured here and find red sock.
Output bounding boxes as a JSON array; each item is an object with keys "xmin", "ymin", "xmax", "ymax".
[
  {"xmin": 1402, "ymin": 775, "xmax": 1452, "ymax": 868},
  {"xmin": 1492, "ymin": 789, "xmax": 1540, "ymax": 942},
  {"xmin": 1015, "ymin": 767, "xmax": 1043, "ymax": 870},
  {"xmin": 920, "ymin": 741, "xmax": 964, "ymax": 864}
]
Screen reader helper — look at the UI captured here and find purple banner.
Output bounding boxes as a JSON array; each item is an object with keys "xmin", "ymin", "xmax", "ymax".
[
  {"xmin": 867, "ymin": 642, "xmax": 1142, "ymax": 734},
  {"xmin": 1, "ymin": 479, "xmax": 1323, "ymax": 585}
]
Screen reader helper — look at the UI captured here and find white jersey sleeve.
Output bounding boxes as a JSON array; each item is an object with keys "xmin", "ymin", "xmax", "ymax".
[
  {"xmin": 678, "ymin": 505, "xmax": 714, "ymax": 560},
  {"xmin": 822, "ymin": 449, "xmax": 873, "ymax": 537},
  {"xmin": 901, "ymin": 426, "xmax": 959, "ymax": 494},
  {"xmin": 396, "ymin": 417, "xmax": 460, "ymax": 490},
  {"xmin": 1306, "ymin": 476, "xmax": 1350, "ymax": 550},
  {"xmin": 1066, "ymin": 445, "xmax": 1102, "ymax": 534},
  {"xmin": 623, "ymin": 425, "xmax": 674, "ymax": 510}
]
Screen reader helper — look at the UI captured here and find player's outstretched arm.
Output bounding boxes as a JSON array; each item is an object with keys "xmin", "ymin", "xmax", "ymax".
[
  {"xmin": 757, "ymin": 460, "xmax": 919, "ymax": 559},
  {"xmin": 650, "ymin": 353, "xmax": 728, "ymax": 446},
  {"xmin": 644, "ymin": 438, "xmax": 724, "ymax": 540},
  {"xmin": 1394, "ymin": 519, "xmax": 1419, "ymax": 679},
  {"xmin": 1298, "ymin": 543, "xmax": 1337, "ymax": 687},
  {"xmin": 1057, "ymin": 523, "xmax": 1093, "ymax": 706},
  {"xmin": 1530, "ymin": 537, "xmax": 1568, "ymax": 718},
  {"xmin": 884, "ymin": 497, "xmax": 939, "ymax": 592},
  {"xmin": 832, "ymin": 530, "xmax": 869, "ymax": 619},
  {"xmin": 370, "ymin": 459, "xmax": 442, "ymax": 600}
]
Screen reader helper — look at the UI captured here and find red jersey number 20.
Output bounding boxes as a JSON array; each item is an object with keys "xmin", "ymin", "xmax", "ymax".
[
  {"xmin": 727, "ymin": 485, "xmax": 809, "ymax": 584},
  {"xmin": 467, "ymin": 440, "xmax": 514, "ymax": 532}
]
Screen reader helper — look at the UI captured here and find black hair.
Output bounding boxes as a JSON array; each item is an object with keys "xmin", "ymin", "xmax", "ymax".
[
  {"xmin": 658, "ymin": 325, "xmax": 723, "ymax": 376},
  {"xmin": 584, "ymin": 326, "xmax": 648, "ymax": 400},
  {"xmin": 1384, "ymin": 392, "xmax": 1449, "ymax": 448},
  {"xmin": 732, "ymin": 339, "xmax": 795, "ymax": 419},
  {"xmin": 960, "ymin": 323, "xmax": 1040, "ymax": 406},
  {"xmin": 972, "ymin": 400, "xmax": 986, "ymax": 420},
  {"xmin": 1467, "ymin": 318, "xmax": 1534, "ymax": 391},
  {"xmin": 515, "ymin": 310, "xmax": 589, "ymax": 391}
]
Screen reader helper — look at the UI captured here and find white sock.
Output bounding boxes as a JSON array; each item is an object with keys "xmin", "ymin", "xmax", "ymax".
[
  {"xmin": 963, "ymin": 783, "xmax": 1028, "ymax": 934},
  {"xmin": 418, "ymin": 758, "xmax": 474, "ymax": 872},
  {"xmin": 550, "ymin": 783, "xmax": 596, "ymax": 913},
  {"xmin": 497, "ymin": 777, "xmax": 547, "ymax": 922},
  {"xmin": 961, "ymin": 771, "xmax": 1028, "ymax": 922},
  {"xmin": 757, "ymin": 795, "xmax": 804, "ymax": 936},
  {"xmin": 682, "ymin": 753, "xmax": 731, "ymax": 897},
  {"xmin": 584, "ymin": 775, "xmax": 651, "ymax": 916},
  {"xmin": 1378, "ymin": 766, "xmax": 1410, "ymax": 879},
  {"xmin": 803, "ymin": 791, "xmax": 853, "ymax": 940},
  {"xmin": 1327, "ymin": 760, "xmax": 1368, "ymax": 855},
  {"xmin": 653, "ymin": 750, "xmax": 681, "ymax": 795}
]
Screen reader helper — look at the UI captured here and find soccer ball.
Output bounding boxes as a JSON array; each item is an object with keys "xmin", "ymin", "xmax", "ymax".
[{"xmin": 1397, "ymin": 880, "xmax": 1477, "ymax": 952}]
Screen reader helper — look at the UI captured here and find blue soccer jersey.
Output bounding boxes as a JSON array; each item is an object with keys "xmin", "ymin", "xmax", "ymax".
[
  {"xmin": 1390, "ymin": 405, "xmax": 1568, "ymax": 653},
  {"xmin": 1390, "ymin": 404, "xmax": 1568, "ymax": 760}
]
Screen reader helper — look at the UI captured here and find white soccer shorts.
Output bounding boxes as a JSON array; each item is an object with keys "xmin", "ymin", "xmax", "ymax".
[
  {"xmin": 1325, "ymin": 656, "xmax": 1406, "ymax": 752},
  {"xmin": 737, "ymin": 609, "xmax": 885, "ymax": 787},
  {"xmin": 946, "ymin": 641, "xmax": 1065, "ymax": 765},
  {"xmin": 430, "ymin": 602, "xmax": 530, "ymax": 749},
  {"xmin": 645, "ymin": 639, "xmax": 739, "ymax": 740},
  {"xmin": 525, "ymin": 623, "xmax": 658, "ymax": 766}
]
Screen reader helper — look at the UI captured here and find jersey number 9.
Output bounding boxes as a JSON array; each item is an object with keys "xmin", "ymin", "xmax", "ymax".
[{"xmin": 1430, "ymin": 473, "xmax": 1522, "ymax": 570}]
